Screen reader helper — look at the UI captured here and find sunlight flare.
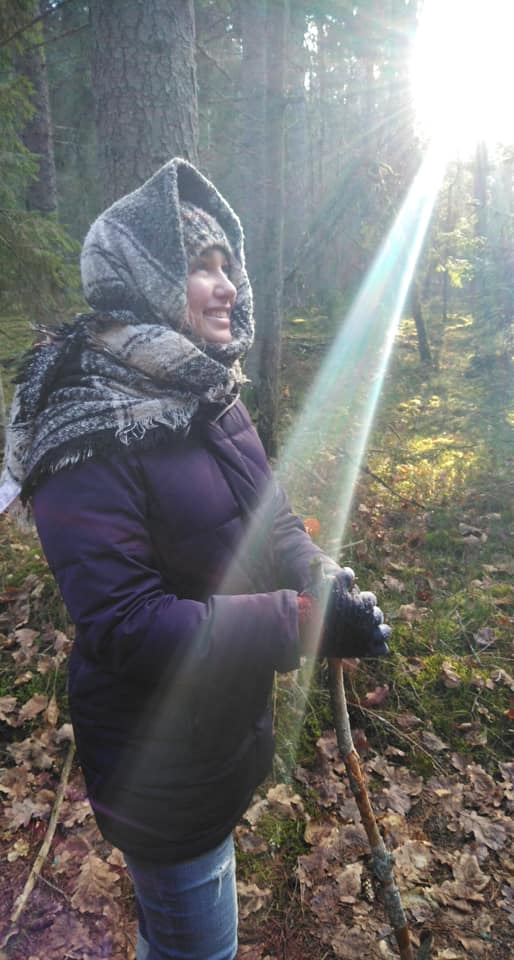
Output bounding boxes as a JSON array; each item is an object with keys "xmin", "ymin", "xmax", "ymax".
[{"xmin": 410, "ymin": 0, "xmax": 514, "ymax": 157}]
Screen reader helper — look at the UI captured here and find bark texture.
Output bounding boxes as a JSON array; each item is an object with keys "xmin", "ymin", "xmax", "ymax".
[
  {"xmin": 90, "ymin": 0, "xmax": 199, "ymax": 206},
  {"xmin": 15, "ymin": 0, "xmax": 57, "ymax": 213},
  {"xmin": 237, "ymin": 0, "xmax": 267, "ymax": 389},
  {"xmin": 257, "ymin": 0, "xmax": 288, "ymax": 457}
]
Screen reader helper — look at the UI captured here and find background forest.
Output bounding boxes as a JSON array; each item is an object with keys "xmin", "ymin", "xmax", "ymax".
[{"xmin": 0, "ymin": 2, "xmax": 513, "ymax": 959}]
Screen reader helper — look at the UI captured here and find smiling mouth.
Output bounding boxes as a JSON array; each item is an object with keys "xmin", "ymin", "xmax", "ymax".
[{"xmin": 204, "ymin": 311, "xmax": 231, "ymax": 320}]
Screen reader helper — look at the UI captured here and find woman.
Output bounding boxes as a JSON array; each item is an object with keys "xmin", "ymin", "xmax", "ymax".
[{"xmin": 0, "ymin": 159, "xmax": 390, "ymax": 960}]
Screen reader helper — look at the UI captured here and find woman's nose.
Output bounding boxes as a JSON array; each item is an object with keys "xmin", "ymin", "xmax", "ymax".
[{"xmin": 215, "ymin": 273, "xmax": 236, "ymax": 303}]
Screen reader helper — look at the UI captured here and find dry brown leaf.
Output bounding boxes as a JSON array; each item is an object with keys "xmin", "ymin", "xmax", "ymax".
[
  {"xmin": 59, "ymin": 797, "xmax": 92, "ymax": 828},
  {"xmin": 459, "ymin": 810, "xmax": 509, "ymax": 851},
  {"xmin": 266, "ymin": 783, "xmax": 305, "ymax": 819},
  {"xmin": 7, "ymin": 837, "xmax": 30, "ymax": 861},
  {"xmin": 491, "ymin": 668, "xmax": 514, "ymax": 691},
  {"xmin": 8, "ymin": 729, "xmax": 56, "ymax": 769},
  {"xmin": 330, "ymin": 925, "xmax": 383, "ymax": 960},
  {"xmin": 457, "ymin": 721, "xmax": 487, "ymax": 747},
  {"xmin": 392, "ymin": 840, "xmax": 434, "ymax": 884},
  {"xmin": 382, "ymin": 783, "xmax": 413, "ymax": 816},
  {"xmin": 45, "ymin": 694, "xmax": 59, "ymax": 726},
  {"xmin": 70, "ymin": 851, "xmax": 121, "ymax": 913},
  {"xmin": 12, "ymin": 627, "xmax": 39, "ymax": 664},
  {"xmin": 420, "ymin": 729, "xmax": 449, "ymax": 752},
  {"xmin": 465, "ymin": 763, "xmax": 504, "ymax": 809},
  {"xmin": 236, "ymin": 881, "xmax": 272, "ymax": 920},
  {"xmin": 244, "ymin": 797, "xmax": 268, "ymax": 827},
  {"xmin": 362, "ymin": 685, "xmax": 390, "ymax": 708},
  {"xmin": 37, "ymin": 653, "xmax": 54, "ymax": 675},
  {"xmin": 0, "ymin": 765, "xmax": 34, "ymax": 799},
  {"xmin": 17, "ymin": 693, "xmax": 48, "ymax": 724},
  {"xmin": 14, "ymin": 670, "xmax": 33, "ymax": 686},
  {"xmin": 304, "ymin": 817, "xmax": 340, "ymax": 848},
  {"xmin": 457, "ymin": 937, "xmax": 488, "ymax": 955},
  {"xmin": 378, "ymin": 812, "xmax": 411, "ymax": 849},
  {"xmin": 337, "ymin": 823, "xmax": 370, "ymax": 860},
  {"xmin": 440, "ymin": 660, "xmax": 461, "ymax": 688},
  {"xmin": 234, "ymin": 825, "xmax": 268, "ymax": 854},
  {"xmin": 395, "ymin": 712, "xmax": 423, "ymax": 731},
  {"xmin": 397, "ymin": 604, "xmax": 427, "ymax": 622},
  {"xmin": 473, "ymin": 626, "xmax": 496, "ymax": 649},
  {"xmin": 383, "ymin": 575, "xmax": 405, "ymax": 593},
  {"xmin": 5, "ymin": 795, "xmax": 52, "ymax": 830},
  {"xmin": 0, "ymin": 694, "xmax": 17, "ymax": 724},
  {"xmin": 452, "ymin": 852, "xmax": 490, "ymax": 891},
  {"xmin": 54, "ymin": 722, "xmax": 74, "ymax": 743},
  {"xmin": 335, "ymin": 862, "xmax": 363, "ymax": 903},
  {"xmin": 499, "ymin": 883, "xmax": 514, "ymax": 925},
  {"xmin": 308, "ymin": 883, "xmax": 341, "ymax": 924}
]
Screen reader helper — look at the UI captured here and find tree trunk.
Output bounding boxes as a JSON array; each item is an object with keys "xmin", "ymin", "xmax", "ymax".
[
  {"xmin": 236, "ymin": 0, "xmax": 267, "ymax": 390},
  {"xmin": 257, "ymin": 0, "xmax": 288, "ymax": 457},
  {"xmin": 15, "ymin": 0, "xmax": 57, "ymax": 214},
  {"xmin": 411, "ymin": 281, "xmax": 432, "ymax": 364},
  {"xmin": 89, "ymin": 0, "xmax": 199, "ymax": 206}
]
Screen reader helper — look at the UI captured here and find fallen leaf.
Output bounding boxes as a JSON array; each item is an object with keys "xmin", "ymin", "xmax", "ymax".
[
  {"xmin": 0, "ymin": 766, "xmax": 34, "ymax": 799},
  {"xmin": 420, "ymin": 729, "xmax": 449, "ymax": 752},
  {"xmin": 440, "ymin": 661, "xmax": 461, "ymax": 688},
  {"xmin": 397, "ymin": 604, "xmax": 427, "ymax": 623},
  {"xmin": 70, "ymin": 852, "xmax": 121, "ymax": 913},
  {"xmin": 14, "ymin": 670, "xmax": 33, "ymax": 686},
  {"xmin": 335, "ymin": 862, "xmax": 363, "ymax": 903},
  {"xmin": 383, "ymin": 575, "xmax": 405, "ymax": 593},
  {"xmin": 0, "ymin": 695, "xmax": 17, "ymax": 724},
  {"xmin": 244, "ymin": 797, "xmax": 269, "ymax": 827},
  {"xmin": 453, "ymin": 852, "xmax": 490, "ymax": 891},
  {"xmin": 393, "ymin": 840, "xmax": 434, "ymax": 884},
  {"xmin": 5, "ymin": 795, "xmax": 52, "ymax": 830},
  {"xmin": 396, "ymin": 712, "xmax": 423, "ymax": 731},
  {"xmin": 459, "ymin": 811, "xmax": 510, "ymax": 852},
  {"xmin": 330, "ymin": 926, "xmax": 383, "ymax": 959},
  {"xmin": 237, "ymin": 881, "xmax": 272, "ymax": 920},
  {"xmin": 234, "ymin": 826, "xmax": 268, "ymax": 854},
  {"xmin": 473, "ymin": 626, "xmax": 496, "ymax": 649},
  {"xmin": 362, "ymin": 685, "xmax": 390, "ymax": 708},
  {"xmin": 45, "ymin": 694, "xmax": 59, "ymax": 726},
  {"xmin": 17, "ymin": 693, "xmax": 48, "ymax": 724},
  {"xmin": 7, "ymin": 838, "xmax": 30, "ymax": 861},
  {"xmin": 304, "ymin": 817, "xmax": 340, "ymax": 848},
  {"xmin": 266, "ymin": 783, "xmax": 305, "ymax": 819}
]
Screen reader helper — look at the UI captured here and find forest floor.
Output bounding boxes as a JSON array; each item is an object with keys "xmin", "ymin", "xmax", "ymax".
[{"xmin": 0, "ymin": 308, "xmax": 512, "ymax": 959}]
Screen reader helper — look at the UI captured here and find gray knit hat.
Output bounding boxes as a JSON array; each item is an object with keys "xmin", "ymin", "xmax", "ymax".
[
  {"xmin": 80, "ymin": 158, "xmax": 254, "ymax": 360},
  {"xmin": 180, "ymin": 200, "xmax": 232, "ymax": 265}
]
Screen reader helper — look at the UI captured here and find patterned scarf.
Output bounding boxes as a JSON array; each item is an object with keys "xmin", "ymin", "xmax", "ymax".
[{"xmin": 0, "ymin": 159, "xmax": 254, "ymax": 510}]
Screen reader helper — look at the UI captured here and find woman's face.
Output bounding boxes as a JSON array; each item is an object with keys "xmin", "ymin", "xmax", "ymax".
[{"xmin": 187, "ymin": 248, "xmax": 237, "ymax": 344}]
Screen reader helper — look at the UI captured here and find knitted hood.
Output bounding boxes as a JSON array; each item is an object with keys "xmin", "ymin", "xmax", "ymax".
[{"xmin": 81, "ymin": 157, "xmax": 254, "ymax": 361}]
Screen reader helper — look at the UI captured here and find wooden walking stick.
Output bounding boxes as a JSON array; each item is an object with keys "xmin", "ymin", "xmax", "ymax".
[{"xmin": 329, "ymin": 658, "xmax": 419, "ymax": 960}]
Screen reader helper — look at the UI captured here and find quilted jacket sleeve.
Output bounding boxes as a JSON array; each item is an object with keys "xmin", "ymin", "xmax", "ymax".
[
  {"xmin": 270, "ymin": 482, "xmax": 340, "ymax": 592},
  {"xmin": 31, "ymin": 454, "xmax": 301, "ymax": 683}
]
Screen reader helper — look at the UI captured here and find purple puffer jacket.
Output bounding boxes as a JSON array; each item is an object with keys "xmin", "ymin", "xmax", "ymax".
[{"xmin": 32, "ymin": 401, "xmax": 326, "ymax": 862}]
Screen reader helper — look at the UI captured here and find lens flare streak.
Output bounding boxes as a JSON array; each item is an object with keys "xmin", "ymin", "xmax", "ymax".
[{"xmin": 278, "ymin": 145, "xmax": 445, "ymax": 552}]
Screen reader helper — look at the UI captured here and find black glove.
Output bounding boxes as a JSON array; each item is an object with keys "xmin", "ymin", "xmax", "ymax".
[{"xmin": 307, "ymin": 564, "xmax": 391, "ymax": 659}]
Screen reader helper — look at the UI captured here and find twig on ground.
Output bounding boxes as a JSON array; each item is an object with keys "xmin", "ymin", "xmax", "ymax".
[
  {"xmin": 0, "ymin": 741, "xmax": 75, "ymax": 952},
  {"xmin": 329, "ymin": 659, "xmax": 428, "ymax": 960}
]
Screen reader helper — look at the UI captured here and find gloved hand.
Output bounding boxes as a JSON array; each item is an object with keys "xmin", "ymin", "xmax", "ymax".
[
  {"xmin": 322, "ymin": 566, "xmax": 391, "ymax": 658},
  {"xmin": 298, "ymin": 564, "xmax": 391, "ymax": 659}
]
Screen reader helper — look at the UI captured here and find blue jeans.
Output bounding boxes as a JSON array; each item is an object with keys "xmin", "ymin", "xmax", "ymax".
[{"xmin": 124, "ymin": 834, "xmax": 238, "ymax": 960}]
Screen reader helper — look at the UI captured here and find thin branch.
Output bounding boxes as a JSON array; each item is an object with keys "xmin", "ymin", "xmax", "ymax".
[
  {"xmin": 1, "ymin": 741, "xmax": 75, "ymax": 951},
  {"xmin": 196, "ymin": 42, "xmax": 234, "ymax": 83},
  {"xmin": 0, "ymin": 0, "xmax": 75, "ymax": 49},
  {"xmin": 329, "ymin": 660, "xmax": 419, "ymax": 960}
]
